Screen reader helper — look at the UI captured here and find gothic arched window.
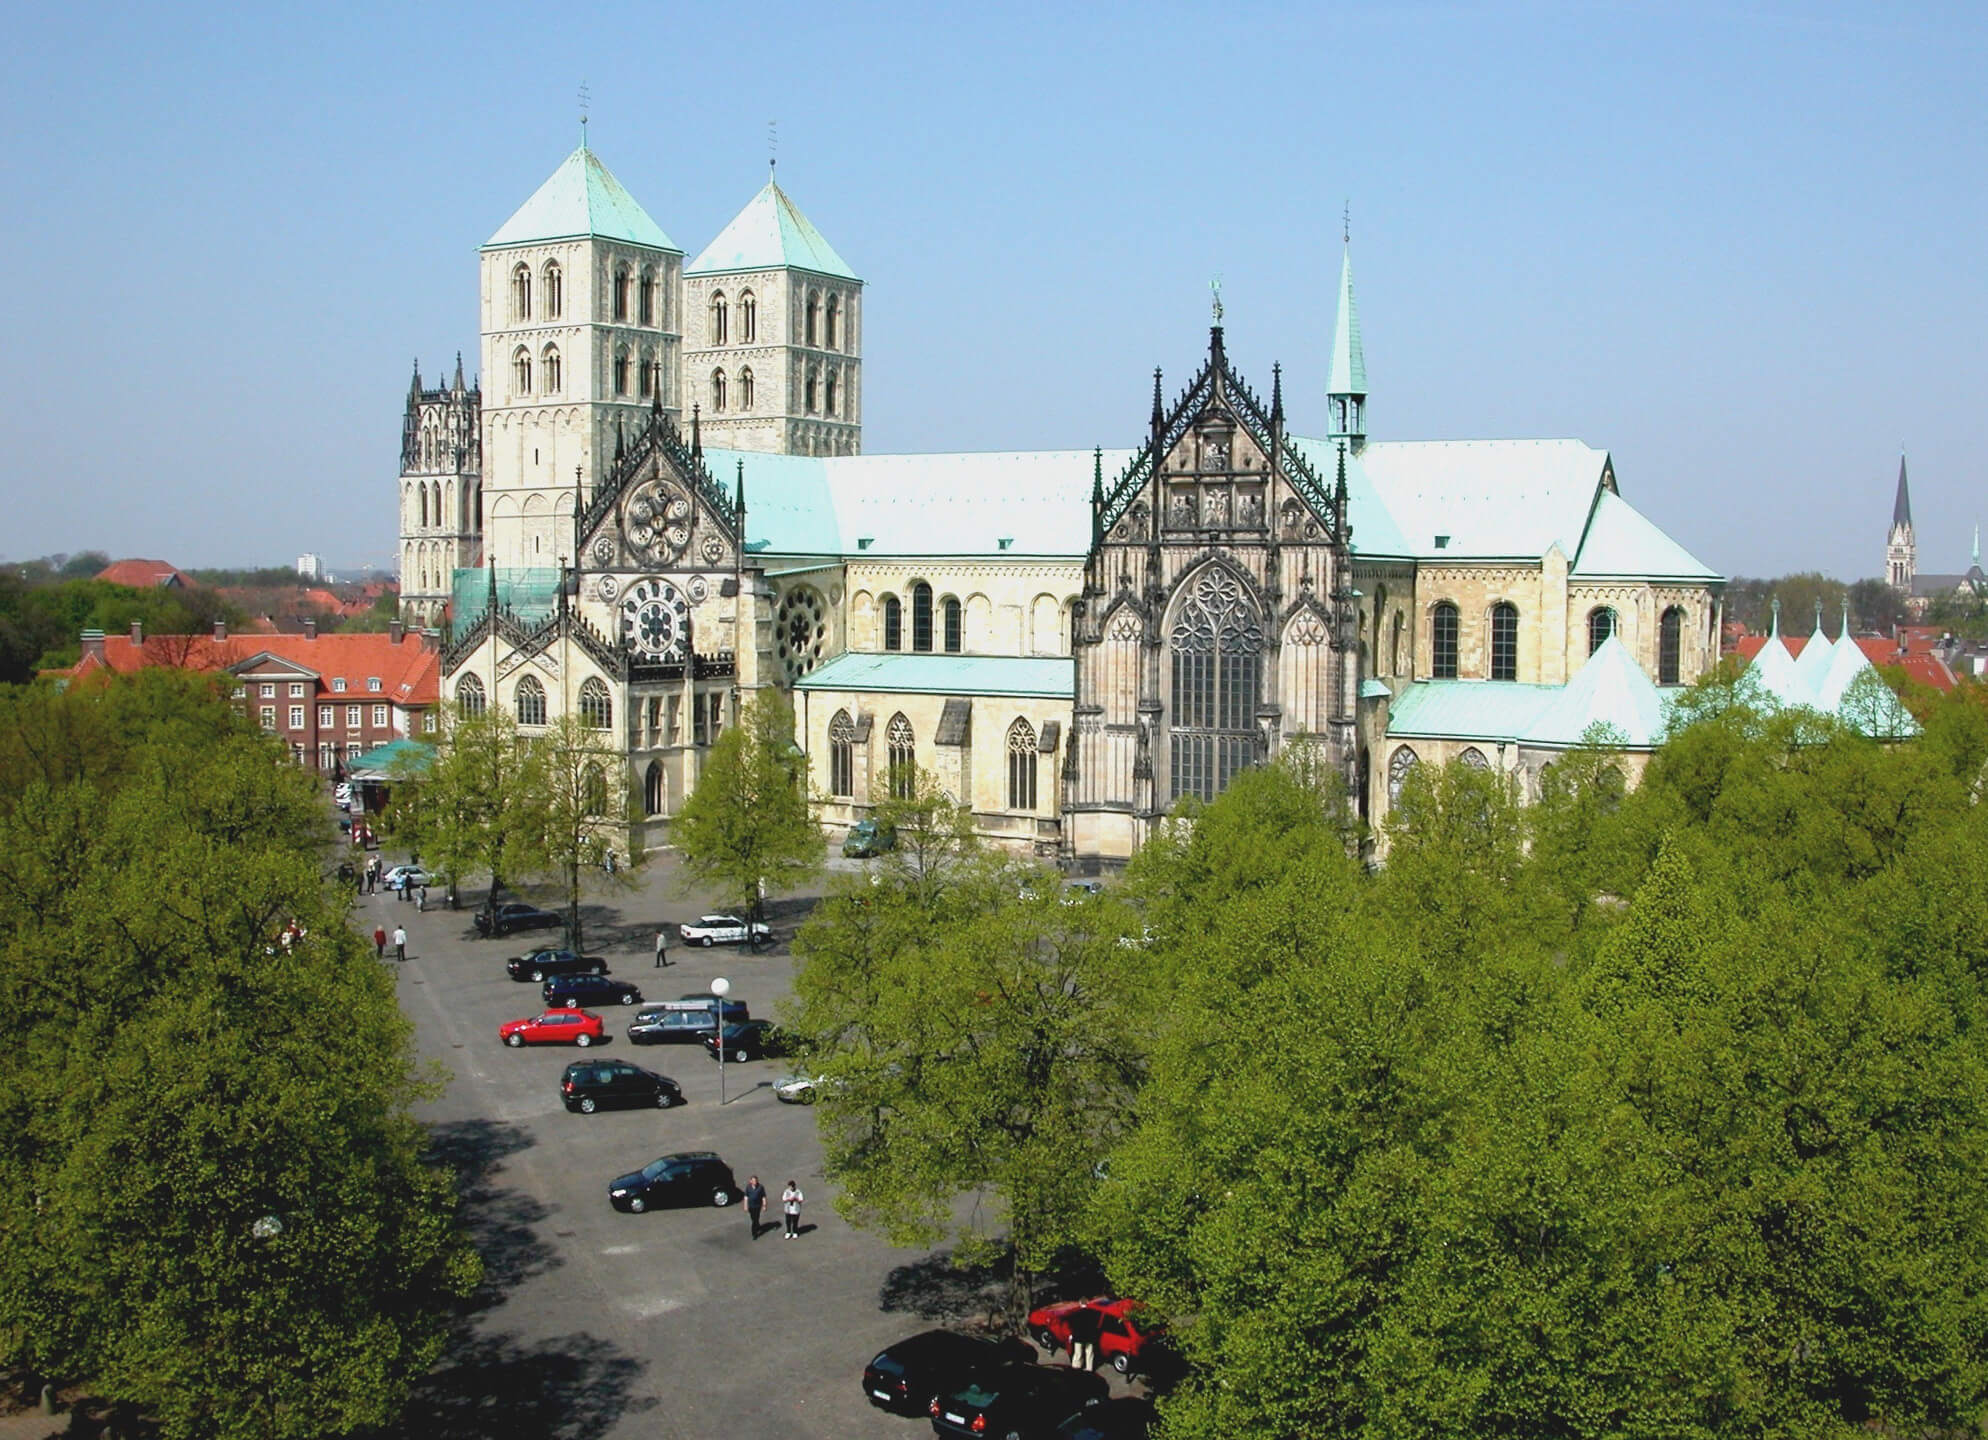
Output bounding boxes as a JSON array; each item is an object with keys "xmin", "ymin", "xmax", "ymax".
[
  {"xmin": 712, "ymin": 369, "xmax": 728, "ymax": 413},
  {"xmin": 806, "ymin": 291, "xmax": 820, "ymax": 346},
  {"xmin": 882, "ymin": 594, "xmax": 902, "ymax": 651},
  {"xmin": 644, "ymin": 760, "xmax": 666, "ymax": 816},
  {"xmin": 805, "ymin": 367, "xmax": 818, "ymax": 414},
  {"xmin": 582, "ymin": 763, "xmax": 608, "ymax": 818},
  {"xmin": 417, "ymin": 484, "xmax": 429, "ymax": 528},
  {"xmin": 911, "ymin": 582, "xmax": 933, "ymax": 653},
  {"xmin": 1458, "ymin": 746, "xmax": 1491, "ymax": 769},
  {"xmin": 638, "ymin": 267, "xmax": 656, "ymax": 325},
  {"xmin": 738, "ymin": 367, "xmax": 755, "ymax": 411},
  {"xmin": 943, "ymin": 596, "xmax": 962, "ymax": 654},
  {"xmin": 740, "ymin": 291, "xmax": 756, "ymax": 342},
  {"xmin": 1388, "ymin": 745, "xmax": 1419, "ymax": 803},
  {"xmin": 1431, "ymin": 602, "xmax": 1459, "ymax": 679},
  {"xmin": 1169, "ymin": 568, "xmax": 1262, "ymax": 802},
  {"xmin": 456, "ymin": 673, "xmax": 485, "ymax": 718},
  {"xmin": 613, "ymin": 265, "xmax": 632, "ymax": 321},
  {"xmin": 825, "ymin": 370, "xmax": 839, "ymax": 418},
  {"xmin": 542, "ymin": 260, "xmax": 562, "ymax": 319},
  {"xmin": 886, "ymin": 713, "xmax": 915, "ymax": 800},
  {"xmin": 639, "ymin": 348, "xmax": 655, "ymax": 399},
  {"xmin": 828, "ymin": 709, "xmax": 855, "ymax": 798},
  {"xmin": 515, "ymin": 674, "xmax": 546, "ymax": 727},
  {"xmin": 1007, "ymin": 717, "xmax": 1038, "ymax": 811},
  {"xmin": 613, "ymin": 347, "xmax": 630, "ymax": 397},
  {"xmin": 1659, "ymin": 606, "xmax": 1685, "ymax": 685},
  {"xmin": 512, "ymin": 347, "xmax": 532, "ymax": 396},
  {"xmin": 644, "ymin": 356, "xmax": 662, "ymax": 398},
  {"xmin": 511, "ymin": 264, "xmax": 531, "ymax": 320},
  {"xmin": 1489, "ymin": 601, "xmax": 1519, "ymax": 681},
  {"xmin": 1390, "ymin": 612, "xmax": 1403, "ymax": 677},
  {"xmin": 825, "ymin": 293, "xmax": 840, "ymax": 350},
  {"xmin": 579, "ymin": 677, "xmax": 612, "ymax": 729},
  {"xmin": 541, "ymin": 345, "xmax": 561, "ymax": 393},
  {"xmin": 711, "ymin": 292, "xmax": 728, "ymax": 345},
  {"xmin": 1588, "ymin": 606, "xmax": 1617, "ymax": 656}
]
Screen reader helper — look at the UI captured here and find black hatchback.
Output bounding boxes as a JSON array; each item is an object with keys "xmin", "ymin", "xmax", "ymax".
[
  {"xmin": 701, "ymin": 1019, "xmax": 793, "ymax": 1063},
  {"xmin": 507, "ymin": 948, "xmax": 607, "ymax": 982},
  {"xmin": 608, "ymin": 1152, "xmax": 739, "ymax": 1213},
  {"xmin": 862, "ymin": 1330, "xmax": 1033, "ymax": 1417},
  {"xmin": 476, "ymin": 902, "xmax": 563, "ymax": 937},
  {"xmin": 930, "ymin": 1364, "xmax": 1108, "ymax": 1439},
  {"xmin": 544, "ymin": 974, "xmax": 643, "ymax": 1009},
  {"xmin": 560, "ymin": 1059, "xmax": 682, "ymax": 1113}
]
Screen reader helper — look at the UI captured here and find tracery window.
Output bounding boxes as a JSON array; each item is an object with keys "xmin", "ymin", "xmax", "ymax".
[
  {"xmin": 1007, "ymin": 718, "xmax": 1038, "ymax": 811},
  {"xmin": 1659, "ymin": 606, "xmax": 1684, "ymax": 685},
  {"xmin": 805, "ymin": 291, "xmax": 820, "ymax": 346},
  {"xmin": 515, "ymin": 674, "xmax": 546, "ymax": 727},
  {"xmin": 613, "ymin": 347, "xmax": 630, "ymax": 396},
  {"xmin": 1489, "ymin": 601, "xmax": 1519, "ymax": 682},
  {"xmin": 639, "ymin": 349, "xmax": 655, "ymax": 398},
  {"xmin": 828, "ymin": 709, "xmax": 855, "ymax": 798},
  {"xmin": 740, "ymin": 291, "xmax": 756, "ymax": 342},
  {"xmin": 1169, "ymin": 568, "xmax": 1262, "ymax": 803},
  {"xmin": 825, "ymin": 370, "xmax": 839, "ymax": 417},
  {"xmin": 511, "ymin": 264, "xmax": 531, "ymax": 320},
  {"xmin": 943, "ymin": 596, "xmax": 962, "ymax": 654},
  {"xmin": 455, "ymin": 674, "xmax": 485, "ymax": 718},
  {"xmin": 1431, "ymin": 602, "xmax": 1459, "ymax": 679},
  {"xmin": 579, "ymin": 677, "xmax": 612, "ymax": 729},
  {"xmin": 543, "ymin": 260, "xmax": 562, "ymax": 318},
  {"xmin": 738, "ymin": 367, "xmax": 755, "ymax": 411},
  {"xmin": 805, "ymin": 367, "xmax": 818, "ymax": 414},
  {"xmin": 712, "ymin": 369, "xmax": 728, "ymax": 413},
  {"xmin": 911, "ymin": 582, "xmax": 933, "ymax": 653},
  {"xmin": 1388, "ymin": 745, "xmax": 1419, "ymax": 803},
  {"xmin": 1588, "ymin": 606, "xmax": 1617, "ymax": 655},
  {"xmin": 710, "ymin": 292, "xmax": 728, "ymax": 345},
  {"xmin": 644, "ymin": 760, "xmax": 666, "ymax": 816},
  {"xmin": 582, "ymin": 763, "xmax": 608, "ymax": 818},
  {"xmin": 882, "ymin": 594, "xmax": 902, "ymax": 651},
  {"xmin": 825, "ymin": 294, "xmax": 840, "ymax": 350},
  {"xmin": 886, "ymin": 713, "xmax": 915, "ymax": 800}
]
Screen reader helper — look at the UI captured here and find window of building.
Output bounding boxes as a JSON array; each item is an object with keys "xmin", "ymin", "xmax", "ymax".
[
  {"xmin": 515, "ymin": 674, "xmax": 546, "ymax": 726},
  {"xmin": 1431, "ymin": 602, "xmax": 1459, "ymax": 679},
  {"xmin": 367, "ymin": 676, "xmax": 382, "ymax": 692},
  {"xmin": 330, "ymin": 677, "xmax": 346, "ymax": 692},
  {"xmin": 911, "ymin": 582, "xmax": 933, "ymax": 652},
  {"xmin": 943, "ymin": 596, "xmax": 962, "ymax": 654},
  {"xmin": 738, "ymin": 367, "xmax": 754, "ymax": 411},
  {"xmin": 708, "ymin": 692, "xmax": 725, "ymax": 742},
  {"xmin": 1169, "ymin": 568, "xmax": 1263, "ymax": 802},
  {"xmin": 582, "ymin": 763, "xmax": 608, "ymax": 818},
  {"xmin": 639, "ymin": 351, "xmax": 657, "ymax": 398},
  {"xmin": 1007, "ymin": 717, "xmax": 1037, "ymax": 811},
  {"xmin": 456, "ymin": 674, "xmax": 485, "ymax": 717},
  {"xmin": 1390, "ymin": 611, "xmax": 1404, "ymax": 676},
  {"xmin": 886, "ymin": 713, "xmax": 915, "ymax": 800},
  {"xmin": 283, "ymin": 681, "xmax": 300, "ymax": 698},
  {"xmin": 638, "ymin": 268, "xmax": 655, "ymax": 325},
  {"xmin": 710, "ymin": 292, "xmax": 727, "ymax": 345},
  {"xmin": 347, "ymin": 742, "xmax": 361, "ymax": 759},
  {"xmin": 543, "ymin": 260, "xmax": 562, "ymax": 318},
  {"xmin": 644, "ymin": 760, "xmax": 665, "ymax": 816},
  {"xmin": 371, "ymin": 704, "xmax": 388, "ymax": 727},
  {"xmin": 258, "ymin": 683, "xmax": 274, "ymax": 699},
  {"xmin": 513, "ymin": 347, "xmax": 532, "ymax": 395},
  {"xmin": 346, "ymin": 705, "xmax": 361, "ymax": 729},
  {"xmin": 318, "ymin": 704, "xmax": 332, "ymax": 727},
  {"xmin": 740, "ymin": 291, "xmax": 756, "ymax": 342},
  {"xmin": 258, "ymin": 706, "xmax": 275, "ymax": 730},
  {"xmin": 579, "ymin": 677, "xmax": 612, "ymax": 729},
  {"xmin": 613, "ymin": 265, "xmax": 631, "ymax": 321},
  {"xmin": 828, "ymin": 709, "xmax": 855, "ymax": 798},
  {"xmin": 511, "ymin": 264, "xmax": 531, "ymax": 321},
  {"xmin": 882, "ymin": 594, "xmax": 902, "ymax": 651},
  {"xmin": 1489, "ymin": 602, "xmax": 1519, "ymax": 682},
  {"xmin": 288, "ymin": 705, "xmax": 304, "ymax": 729},
  {"xmin": 825, "ymin": 370, "xmax": 839, "ymax": 417},
  {"xmin": 541, "ymin": 345, "xmax": 561, "ymax": 393},
  {"xmin": 805, "ymin": 367, "xmax": 818, "ymax": 414},
  {"xmin": 1659, "ymin": 606, "xmax": 1684, "ymax": 685},
  {"xmin": 613, "ymin": 347, "xmax": 630, "ymax": 396},
  {"xmin": 806, "ymin": 292, "xmax": 820, "ymax": 346},
  {"xmin": 423, "ymin": 711, "xmax": 436, "ymax": 733},
  {"xmin": 1388, "ymin": 745, "xmax": 1419, "ymax": 803},
  {"xmin": 1588, "ymin": 606, "xmax": 1617, "ymax": 655},
  {"xmin": 825, "ymin": 294, "xmax": 840, "ymax": 350},
  {"xmin": 712, "ymin": 369, "xmax": 727, "ymax": 413}
]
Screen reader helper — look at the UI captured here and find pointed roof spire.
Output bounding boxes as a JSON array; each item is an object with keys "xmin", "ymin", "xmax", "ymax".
[
  {"xmin": 453, "ymin": 351, "xmax": 466, "ymax": 391},
  {"xmin": 1271, "ymin": 362, "xmax": 1284, "ymax": 424},
  {"xmin": 1150, "ymin": 368, "xmax": 1164, "ymax": 427},
  {"xmin": 485, "ymin": 558, "xmax": 499, "ymax": 616},
  {"xmin": 1092, "ymin": 447, "xmax": 1105, "ymax": 505},
  {"xmin": 1327, "ymin": 242, "xmax": 1366, "ymax": 400},
  {"xmin": 485, "ymin": 144, "xmax": 678, "ymax": 251},
  {"xmin": 690, "ymin": 403, "xmax": 702, "ymax": 462},
  {"xmin": 734, "ymin": 458, "xmax": 747, "ymax": 525},
  {"xmin": 410, "ymin": 358, "xmax": 422, "ymax": 395},
  {"xmin": 685, "ymin": 175, "xmax": 858, "ymax": 280},
  {"xmin": 1892, "ymin": 452, "xmax": 1913, "ymax": 529}
]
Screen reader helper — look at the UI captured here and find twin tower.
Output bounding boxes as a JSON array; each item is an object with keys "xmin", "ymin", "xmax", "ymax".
[{"xmin": 398, "ymin": 141, "xmax": 864, "ymax": 622}]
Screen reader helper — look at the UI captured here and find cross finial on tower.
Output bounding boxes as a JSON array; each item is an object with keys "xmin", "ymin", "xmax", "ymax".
[
  {"xmin": 768, "ymin": 119, "xmax": 778, "ymax": 178},
  {"xmin": 1210, "ymin": 276, "xmax": 1223, "ymax": 326},
  {"xmin": 1343, "ymin": 200, "xmax": 1350, "ymax": 246},
  {"xmin": 579, "ymin": 82, "xmax": 590, "ymax": 149}
]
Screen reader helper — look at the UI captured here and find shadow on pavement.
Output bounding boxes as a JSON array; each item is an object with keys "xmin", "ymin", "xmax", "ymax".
[
  {"xmin": 382, "ymin": 1331, "xmax": 654, "ymax": 1440},
  {"xmin": 425, "ymin": 1119, "xmax": 560, "ymax": 1302},
  {"xmin": 879, "ymin": 1246, "xmax": 1113, "ymax": 1331}
]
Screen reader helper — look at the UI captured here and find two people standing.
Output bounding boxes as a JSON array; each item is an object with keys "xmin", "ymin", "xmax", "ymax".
[{"xmin": 741, "ymin": 1176, "xmax": 805, "ymax": 1241}]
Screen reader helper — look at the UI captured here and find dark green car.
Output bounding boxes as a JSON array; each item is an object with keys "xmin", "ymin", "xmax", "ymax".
[{"xmin": 842, "ymin": 818, "xmax": 896, "ymax": 858}]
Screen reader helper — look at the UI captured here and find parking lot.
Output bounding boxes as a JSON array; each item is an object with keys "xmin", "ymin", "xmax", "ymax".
[{"xmin": 372, "ymin": 853, "xmax": 1020, "ymax": 1440}]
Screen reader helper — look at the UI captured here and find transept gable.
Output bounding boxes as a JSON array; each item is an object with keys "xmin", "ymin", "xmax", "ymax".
[{"xmin": 579, "ymin": 401, "xmax": 746, "ymax": 574}]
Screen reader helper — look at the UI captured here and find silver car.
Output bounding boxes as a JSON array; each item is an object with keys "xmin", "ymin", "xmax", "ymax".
[{"xmin": 678, "ymin": 914, "xmax": 773, "ymax": 947}]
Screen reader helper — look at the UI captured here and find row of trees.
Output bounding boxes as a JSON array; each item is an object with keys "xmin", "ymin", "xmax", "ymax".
[
  {"xmin": 787, "ymin": 674, "xmax": 1988, "ymax": 1438},
  {"xmin": 0, "ymin": 671, "xmax": 479, "ymax": 1439}
]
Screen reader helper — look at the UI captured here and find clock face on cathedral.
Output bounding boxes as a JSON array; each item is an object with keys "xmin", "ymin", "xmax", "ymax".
[
  {"xmin": 623, "ymin": 479, "xmax": 694, "ymax": 566},
  {"xmin": 619, "ymin": 578, "xmax": 690, "ymax": 661}
]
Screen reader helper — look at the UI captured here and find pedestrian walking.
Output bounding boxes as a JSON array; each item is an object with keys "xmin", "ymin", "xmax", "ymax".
[
  {"xmin": 781, "ymin": 1180, "xmax": 804, "ymax": 1239},
  {"xmin": 654, "ymin": 929, "xmax": 669, "ymax": 968},
  {"xmin": 743, "ymin": 1176, "xmax": 767, "ymax": 1239},
  {"xmin": 392, "ymin": 925, "xmax": 407, "ymax": 963},
  {"xmin": 397, "ymin": 872, "xmax": 409, "ymax": 902},
  {"xmin": 1066, "ymin": 1304, "xmax": 1103, "ymax": 1373},
  {"xmin": 372, "ymin": 925, "xmax": 387, "ymax": 960},
  {"xmin": 416, "ymin": 884, "xmax": 427, "ymax": 912}
]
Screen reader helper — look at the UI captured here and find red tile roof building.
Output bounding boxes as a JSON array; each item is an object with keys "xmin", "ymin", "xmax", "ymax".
[
  {"xmin": 1730, "ymin": 629, "xmax": 1956, "ymax": 692},
  {"xmin": 96, "ymin": 558, "xmax": 191, "ymax": 589}
]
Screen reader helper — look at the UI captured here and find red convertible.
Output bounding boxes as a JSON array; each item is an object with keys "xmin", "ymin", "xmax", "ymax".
[
  {"xmin": 1026, "ymin": 1297, "xmax": 1162, "ymax": 1376},
  {"xmin": 500, "ymin": 1010, "xmax": 606, "ymax": 1047}
]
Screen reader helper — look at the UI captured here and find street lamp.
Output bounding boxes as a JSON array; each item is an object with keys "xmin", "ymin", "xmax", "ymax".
[{"xmin": 711, "ymin": 976, "xmax": 731, "ymax": 1105}]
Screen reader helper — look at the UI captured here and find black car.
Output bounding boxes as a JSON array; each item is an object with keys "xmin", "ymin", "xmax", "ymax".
[
  {"xmin": 628, "ymin": 999, "xmax": 750, "ymax": 1045},
  {"xmin": 862, "ymin": 1330, "xmax": 1033, "ymax": 1418},
  {"xmin": 930, "ymin": 1364, "xmax": 1108, "ymax": 1439},
  {"xmin": 701, "ymin": 1019, "xmax": 792, "ymax": 1063},
  {"xmin": 507, "ymin": 948, "xmax": 608, "ymax": 982},
  {"xmin": 607, "ymin": 1151, "xmax": 738, "ymax": 1213},
  {"xmin": 561, "ymin": 1059, "xmax": 682, "ymax": 1113},
  {"xmin": 475, "ymin": 902, "xmax": 563, "ymax": 937},
  {"xmin": 1055, "ymin": 1398, "xmax": 1157, "ymax": 1440},
  {"xmin": 544, "ymin": 974, "xmax": 643, "ymax": 1009}
]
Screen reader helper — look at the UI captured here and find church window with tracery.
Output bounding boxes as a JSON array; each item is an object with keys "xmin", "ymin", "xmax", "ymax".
[
  {"xmin": 515, "ymin": 674, "xmax": 546, "ymax": 727},
  {"xmin": 541, "ymin": 345, "xmax": 561, "ymax": 393},
  {"xmin": 543, "ymin": 261, "xmax": 562, "ymax": 318},
  {"xmin": 613, "ymin": 347, "xmax": 630, "ymax": 397},
  {"xmin": 512, "ymin": 348, "xmax": 532, "ymax": 396},
  {"xmin": 943, "ymin": 596, "xmax": 962, "ymax": 654},
  {"xmin": 882, "ymin": 594, "xmax": 902, "ymax": 651},
  {"xmin": 1169, "ymin": 568, "xmax": 1262, "ymax": 803},
  {"xmin": 806, "ymin": 292, "xmax": 820, "ymax": 347},
  {"xmin": 511, "ymin": 264, "xmax": 531, "ymax": 320},
  {"xmin": 805, "ymin": 367, "xmax": 818, "ymax": 414},
  {"xmin": 614, "ymin": 265, "xmax": 632, "ymax": 321},
  {"xmin": 644, "ymin": 761, "xmax": 665, "ymax": 816},
  {"xmin": 455, "ymin": 674, "xmax": 485, "ymax": 718},
  {"xmin": 828, "ymin": 709, "xmax": 855, "ymax": 798},
  {"xmin": 712, "ymin": 369, "xmax": 727, "ymax": 413},
  {"xmin": 911, "ymin": 583, "xmax": 934, "ymax": 653},
  {"xmin": 739, "ymin": 367, "xmax": 755, "ymax": 411},
  {"xmin": 1659, "ymin": 606, "xmax": 1684, "ymax": 685},
  {"xmin": 1007, "ymin": 718, "xmax": 1037, "ymax": 811},
  {"xmin": 825, "ymin": 294, "xmax": 840, "ymax": 350},
  {"xmin": 886, "ymin": 713, "xmax": 915, "ymax": 800},
  {"xmin": 579, "ymin": 678, "xmax": 612, "ymax": 729},
  {"xmin": 1388, "ymin": 745, "xmax": 1419, "ymax": 802},
  {"xmin": 638, "ymin": 268, "xmax": 656, "ymax": 325},
  {"xmin": 1431, "ymin": 602, "xmax": 1459, "ymax": 679},
  {"xmin": 825, "ymin": 370, "xmax": 839, "ymax": 418}
]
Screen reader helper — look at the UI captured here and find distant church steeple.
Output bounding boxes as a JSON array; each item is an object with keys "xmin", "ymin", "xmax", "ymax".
[
  {"xmin": 1326, "ymin": 231, "xmax": 1367, "ymax": 454},
  {"xmin": 1886, "ymin": 452, "xmax": 1916, "ymax": 593}
]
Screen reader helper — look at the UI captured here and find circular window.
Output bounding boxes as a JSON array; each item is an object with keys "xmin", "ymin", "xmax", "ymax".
[{"xmin": 775, "ymin": 586, "xmax": 827, "ymax": 682}]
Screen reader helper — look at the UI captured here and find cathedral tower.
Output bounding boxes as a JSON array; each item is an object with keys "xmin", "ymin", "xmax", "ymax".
[
  {"xmin": 683, "ymin": 172, "xmax": 862, "ymax": 456},
  {"xmin": 479, "ymin": 139, "xmax": 684, "ymax": 570},
  {"xmin": 397, "ymin": 354, "xmax": 481, "ymax": 626},
  {"xmin": 1326, "ymin": 243, "xmax": 1367, "ymax": 453},
  {"xmin": 1886, "ymin": 452, "xmax": 1916, "ymax": 593}
]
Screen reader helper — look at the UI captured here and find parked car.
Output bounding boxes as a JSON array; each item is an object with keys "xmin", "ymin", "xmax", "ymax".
[
  {"xmin": 628, "ymin": 999, "xmax": 749, "ymax": 1045},
  {"xmin": 500, "ymin": 1010, "xmax": 606, "ymax": 1047},
  {"xmin": 678, "ymin": 914, "xmax": 774, "ymax": 947},
  {"xmin": 772, "ymin": 1073, "xmax": 829, "ymax": 1105},
  {"xmin": 382, "ymin": 865, "xmax": 433, "ymax": 890},
  {"xmin": 475, "ymin": 901, "xmax": 564, "ymax": 937},
  {"xmin": 842, "ymin": 817, "xmax": 897, "ymax": 858},
  {"xmin": 1054, "ymin": 1398, "xmax": 1157, "ymax": 1440},
  {"xmin": 929, "ymin": 1363, "xmax": 1107, "ymax": 1439},
  {"xmin": 560, "ymin": 1059, "xmax": 682, "ymax": 1113},
  {"xmin": 701, "ymin": 1019, "xmax": 792, "ymax": 1063},
  {"xmin": 506, "ymin": 948, "xmax": 608, "ymax": 983},
  {"xmin": 1062, "ymin": 880, "xmax": 1104, "ymax": 901},
  {"xmin": 607, "ymin": 1151, "xmax": 739, "ymax": 1213},
  {"xmin": 543, "ymin": 974, "xmax": 643, "ymax": 1009},
  {"xmin": 862, "ymin": 1330, "xmax": 1033, "ymax": 1417},
  {"xmin": 1027, "ymin": 1298, "xmax": 1162, "ymax": 1376}
]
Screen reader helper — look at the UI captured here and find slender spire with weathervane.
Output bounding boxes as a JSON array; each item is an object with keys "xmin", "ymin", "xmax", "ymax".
[{"xmin": 1327, "ymin": 205, "xmax": 1367, "ymax": 453}]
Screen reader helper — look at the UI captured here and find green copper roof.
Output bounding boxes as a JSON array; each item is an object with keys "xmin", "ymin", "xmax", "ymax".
[
  {"xmin": 794, "ymin": 652, "xmax": 1073, "ymax": 698},
  {"xmin": 485, "ymin": 146, "xmax": 679, "ymax": 252},
  {"xmin": 1571, "ymin": 489, "xmax": 1721, "ymax": 580},
  {"xmin": 1386, "ymin": 637, "xmax": 1672, "ymax": 750},
  {"xmin": 451, "ymin": 566, "xmax": 562, "ymax": 624},
  {"xmin": 686, "ymin": 177, "xmax": 858, "ymax": 280},
  {"xmin": 1327, "ymin": 246, "xmax": 1366, "ymax": 398}
]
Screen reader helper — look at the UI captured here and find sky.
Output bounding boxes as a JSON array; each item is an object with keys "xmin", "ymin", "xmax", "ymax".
[{"xmin": 0, "ymin": 1, "xmax": 1981, "ymax": 581}]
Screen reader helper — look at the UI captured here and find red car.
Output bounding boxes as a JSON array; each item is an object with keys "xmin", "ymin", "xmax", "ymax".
[
  {"xmin": 1027, "ymin": 1297, "xmax": 1162, "ymax": 1376},
  {"xmin": 500, "ymin": 1010, "xmax": 606, "ymax": 1047}
]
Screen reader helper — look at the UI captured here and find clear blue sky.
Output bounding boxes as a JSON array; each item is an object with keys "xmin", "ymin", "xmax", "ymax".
[{"xmin": 1, "ymin": 1, "xmax": 1980, "ymax": 580}]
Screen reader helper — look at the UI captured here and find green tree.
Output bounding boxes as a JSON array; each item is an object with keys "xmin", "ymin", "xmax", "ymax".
[
  {"xmin": 673, "ymin": 690, "xmax": 823, "ymax": 927},
  {"xmin": 508, "ymin": 712, "xmax": 636, "ymax": 951},
  {"xmin": 395, "ymin": 708, "xmax": 537, "ymax": 907}
]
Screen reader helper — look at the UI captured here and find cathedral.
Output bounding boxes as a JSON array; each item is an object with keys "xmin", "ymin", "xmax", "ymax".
[{"xmin": 404, "ymin": 141, "xmax": 1725, "ymax": 867}]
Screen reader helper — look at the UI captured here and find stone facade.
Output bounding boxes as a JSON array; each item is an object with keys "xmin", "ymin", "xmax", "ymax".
[{"xmin": 397, "ymin": 358, "xmax": 481, "ymax": 627}]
